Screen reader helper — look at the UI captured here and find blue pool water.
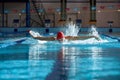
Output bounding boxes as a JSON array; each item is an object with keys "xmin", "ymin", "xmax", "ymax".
[{"xmin": 0, "ymin": 35, "xmax": 120, "ymax": 80}]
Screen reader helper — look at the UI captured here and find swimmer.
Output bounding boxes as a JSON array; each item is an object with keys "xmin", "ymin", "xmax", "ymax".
[{"xmin": 29, "ymin": 30, "xmax": 100, "ymax": 42}]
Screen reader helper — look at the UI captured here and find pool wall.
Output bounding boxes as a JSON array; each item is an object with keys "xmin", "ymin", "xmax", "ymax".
[{"xmin": 0, "ymin": 27, "xmax": 120, "ymax": 34}]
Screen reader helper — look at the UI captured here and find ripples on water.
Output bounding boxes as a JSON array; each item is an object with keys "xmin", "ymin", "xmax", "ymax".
[{"xmin": 0, "ymin": 25, "xmax": 120, "ymax": 80}]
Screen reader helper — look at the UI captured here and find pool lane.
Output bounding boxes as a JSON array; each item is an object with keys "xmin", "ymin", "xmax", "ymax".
[{"xmin": 101, "ymin": 33, "xmax": 120, "ymax": 42}]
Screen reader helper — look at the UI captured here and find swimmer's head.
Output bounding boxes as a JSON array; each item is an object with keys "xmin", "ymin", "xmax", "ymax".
[{"xmin": 56, "ymin": 31, "xmax": 65, "ymax": 42}]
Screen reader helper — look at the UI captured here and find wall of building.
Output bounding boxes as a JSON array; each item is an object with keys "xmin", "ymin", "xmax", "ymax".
[{"xmin": 0, "ymin": 0, "xmax": 120, "ymax": 27}]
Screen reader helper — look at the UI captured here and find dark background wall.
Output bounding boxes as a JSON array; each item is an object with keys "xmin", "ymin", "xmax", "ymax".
[{"xmin": 0, "ymin": 0, "xmax": 120, "ymax": 27}]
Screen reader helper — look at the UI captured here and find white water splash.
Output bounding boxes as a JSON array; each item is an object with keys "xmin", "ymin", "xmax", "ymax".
[
  {"xmin": 89, "ymin": 25, "xmax": 102, "ymax": 41},
  {"xmin": 89, "ymin": 25, "xmax": 98, "ymax": 36},
  {"xmin": 65, "ymin": 23, "xmax": 80, "ymax": 36}
]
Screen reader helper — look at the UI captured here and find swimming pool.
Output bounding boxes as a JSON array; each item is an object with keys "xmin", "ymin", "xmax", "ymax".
[{"xmin": 0, "ymin": 34, "xmax": 120, "ymax": 80}]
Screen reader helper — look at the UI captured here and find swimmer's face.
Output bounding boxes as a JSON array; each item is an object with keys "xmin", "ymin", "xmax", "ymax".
[{"xmin": 58, "ymin": 38, "xmax": 64, "ymax": 43}]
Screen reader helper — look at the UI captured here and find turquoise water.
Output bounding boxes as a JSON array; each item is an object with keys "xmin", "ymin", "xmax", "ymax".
[{"xmin": 0, "ymin": 36, "xmax": 120, "ymax": 80}]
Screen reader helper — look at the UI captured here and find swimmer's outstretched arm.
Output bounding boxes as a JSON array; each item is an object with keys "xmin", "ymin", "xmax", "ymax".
[
  {"xmin": 33, "ymin": 36, "xmax": 55, "ymax": 41},
  {"xmin": 29, "ymin": 31, "xmax": 55, "ymax": 41},
  {"xmin": 65, "ymin": 36, "xmax": 100, "ymax": 41}
]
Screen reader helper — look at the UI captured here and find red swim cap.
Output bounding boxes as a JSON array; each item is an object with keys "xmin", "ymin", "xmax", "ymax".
[{"xmin": 57, "ymin": 32, "xmax": 65, "ymax": 40}]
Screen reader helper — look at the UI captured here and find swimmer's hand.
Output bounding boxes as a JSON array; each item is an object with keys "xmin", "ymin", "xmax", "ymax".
[
  {"xmin": 29, "ymin": 30, "xmax": 55, "ymax": 41},
  {"xmin": 29, "ymin": 30, "xmax": 41, "ymax": 38},
  {"xmin": 94, "ymin": 36, "xmax": 101, "ymax": 41}
]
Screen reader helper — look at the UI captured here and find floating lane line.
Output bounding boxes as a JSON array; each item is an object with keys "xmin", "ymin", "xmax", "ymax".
[
  {"xmin": 101, "ymin": 34, "xmax": 120, "ymax": 42},
  {"xmin": 0, "ymin": 38, "xmax": 27, "ymax": 48}
]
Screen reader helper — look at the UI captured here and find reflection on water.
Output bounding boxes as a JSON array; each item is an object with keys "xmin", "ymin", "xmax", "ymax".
[
  {"xmin": 0, "ymin": 43, "xmax": 120, "ymax": 80},
  {"xmin": 28, "ymin": 44, "xmax": 120, "ymax": 80}
]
